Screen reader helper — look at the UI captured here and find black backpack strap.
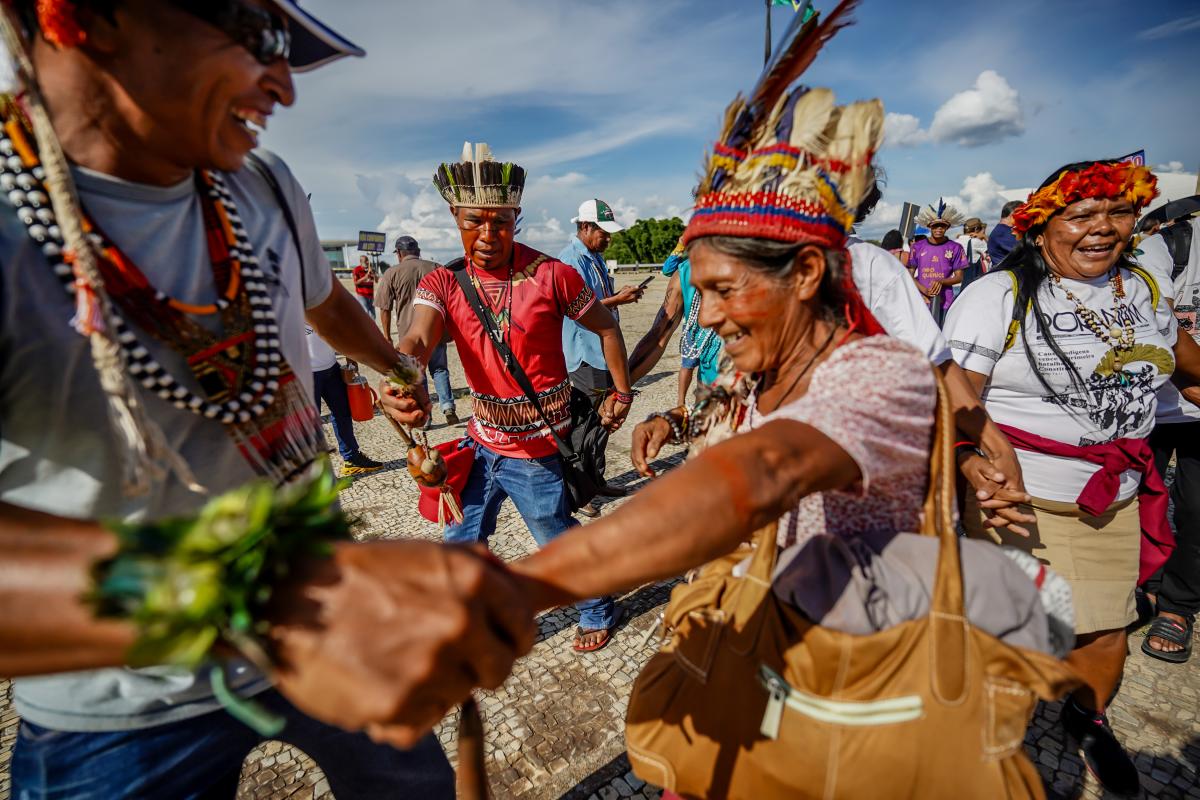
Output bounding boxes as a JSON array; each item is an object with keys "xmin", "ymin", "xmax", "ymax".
[
  {"xmin": 447, "ymin": 259, "xmax": 577, "ymax": 461},
  {"xmin": 245, "ymin": 152, "xmax": 308, "ymax": 303}
]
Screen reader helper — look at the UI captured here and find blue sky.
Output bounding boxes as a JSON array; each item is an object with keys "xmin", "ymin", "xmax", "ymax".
[{"xmin": 263, "ymin": 0, "xmax": 1200, "ymax": 259}]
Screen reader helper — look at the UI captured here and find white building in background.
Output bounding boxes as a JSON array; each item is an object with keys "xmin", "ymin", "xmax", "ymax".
[{"xmin": 320, "ymin": 240, "xmax": 356, "ymax": 272}]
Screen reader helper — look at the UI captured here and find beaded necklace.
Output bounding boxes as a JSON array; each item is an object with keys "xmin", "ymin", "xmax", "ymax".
[
  {"xmin": 1048, "ymin": 269, "xmax": 1136, "ymax": 370},
  {"xmin": 0, "ymin": 99, "xmax": 324, "ymax": 485}
]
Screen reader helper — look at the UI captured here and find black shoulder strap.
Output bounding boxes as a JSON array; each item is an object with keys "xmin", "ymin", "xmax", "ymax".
[
  {"xmin": 245, "ymin": 152, "xmax": 307, "ymax": 303},
  {"xmin": 1162, "ymin": 222, "xmax": 1194, "ymax": 281},
  {"xmin": 447, "ymin": 259, "xmax": 576, "ymax": 460}
]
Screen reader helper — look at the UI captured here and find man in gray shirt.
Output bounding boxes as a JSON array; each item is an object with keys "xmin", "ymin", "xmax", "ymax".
[
  {"xmin": 0, "ymin": 3, "xmax": 532, "ymax": 798},
  {"xmin": 376, "ymin": 236, "xmax": 460, "ymax": 424}
]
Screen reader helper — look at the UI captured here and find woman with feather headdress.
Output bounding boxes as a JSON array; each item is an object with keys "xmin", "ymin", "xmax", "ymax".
[{"xmin": 510, "ymin": 7, "xmax": 1075, "ymax": 793}]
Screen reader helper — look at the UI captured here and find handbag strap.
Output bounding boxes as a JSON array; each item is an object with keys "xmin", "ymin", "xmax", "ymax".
[
  {"xmin": 447, "ymin": 257, "xmax": 577, "ymax": 463},
  {"xmin": 737, "ymin": 366, "xmax": 967, "ymax": 699},
  {"xmin": 922, "ymin": 368, "xmax": 968, "ymax": 703}
]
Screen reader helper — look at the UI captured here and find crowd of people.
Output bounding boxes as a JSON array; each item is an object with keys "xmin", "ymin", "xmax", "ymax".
[{"xmin": 1, "ymin": 1, "xmax": 1198, "ymax": 799}]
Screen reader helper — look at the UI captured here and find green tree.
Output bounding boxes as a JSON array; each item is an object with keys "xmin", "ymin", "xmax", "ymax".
[{"xmin": 606, "ymin": 217, "xmax": 686, "ymax": 264}]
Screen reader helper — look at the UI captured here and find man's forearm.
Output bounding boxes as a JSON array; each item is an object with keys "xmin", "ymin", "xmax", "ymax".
[
  {"xmin": 599, "ymin": 327, "xmax": 632, "ymax": 394},
  {"xmin": 307, "ymin": 283, "xmax": 399, "ymax": 374},
  {"xmin": 629, "ymin": 306, "xmax": 683, "ymax": 385},
  {"xmin": 0, "ymin": 503, "xmax": 136, "ymax": 676},
  {"xmin": 396, "ymin": 332, "xmax": 436, "ymax": 366},
  {"xmin": 380, "ymin": 311, "xmax": 392, "ymax": 346}
]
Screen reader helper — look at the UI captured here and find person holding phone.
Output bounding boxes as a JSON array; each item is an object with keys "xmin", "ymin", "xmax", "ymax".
[{"xmin": 559, "ymin": 199, "xmax": 644, "ymax": 517}]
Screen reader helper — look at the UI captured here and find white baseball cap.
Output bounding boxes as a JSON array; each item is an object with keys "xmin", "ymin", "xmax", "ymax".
[{"xmin": 571, "ymin": 199, "xmax": 624, "ymax": 234}]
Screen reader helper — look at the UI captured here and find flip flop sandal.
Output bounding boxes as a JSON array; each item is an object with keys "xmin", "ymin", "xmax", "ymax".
[
  {"xmin": 573, "ymin": 607, "xmax": 625, "ymax": 653},
  {"xmin": 1141, "ymin": 615, "xmax": 1194, "ymax": 664},
  {"xmin": 573, "ymin": 625, "xmax": 613, "ymax": 653}
]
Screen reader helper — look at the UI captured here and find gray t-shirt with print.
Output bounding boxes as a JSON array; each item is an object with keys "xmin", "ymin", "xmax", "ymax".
[{"xmin": 2, "ymin": 150, "xmax": 333, "ymax": 731}]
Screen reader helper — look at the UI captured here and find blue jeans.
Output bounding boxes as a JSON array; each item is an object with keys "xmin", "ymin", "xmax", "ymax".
[
  {"xmin": 312, "ymin": 364, "xmax": 360, "ymax": 461},
  {"xmin": 356, "ymin": 293, "xmax": 375, "ymax": 319},
  {"xmin": 11, "ymin": 690, "xmax": 454, "ymax": 800},
  {"xmin": 427, "ymin": 343, "xmax": 456, "ymax": 413},
  {"xmin": 445, "ymin": 441, "xmax": 616, "ymax": 630}
]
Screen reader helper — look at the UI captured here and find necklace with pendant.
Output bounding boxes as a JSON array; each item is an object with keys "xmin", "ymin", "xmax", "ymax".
[{"xmin": 1049, "ymin": 270, "xmax": 1136, "ymax": 370}]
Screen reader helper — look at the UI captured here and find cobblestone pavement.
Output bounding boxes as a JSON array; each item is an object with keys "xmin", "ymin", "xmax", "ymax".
[{"xmin": 3, "ymin": 287, "xmax": 1200, "ymax": 799}]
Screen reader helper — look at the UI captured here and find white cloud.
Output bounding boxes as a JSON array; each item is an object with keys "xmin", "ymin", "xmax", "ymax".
[
  {"xmin": 927, "ymin": 71, "xmax": 1023, "ymax": 147},
  {"xmin": 1136, "ymin": 13, "xmax": 1200, "ymax": 41},
  {"xmin": 941, "ymin": 172, "xmax": 1010, "ymax": 221},
  {"xmin": 861, "ymin": 199, "xmax": 903, "ymax": 229},
  {"xmin": 529, "ymin": 172, "xmax": 588, "ymax": 190},
  {"xmin": 1155, "ymin": 161, "xmax": 1187, "ymax": 174},
  {"xmin": 883, "ymin": 113, "xmax": 929, "ymax": 148},
  {"xmin": 882, "ymin": 71, "xmax": 1024, "ymax": 149}
]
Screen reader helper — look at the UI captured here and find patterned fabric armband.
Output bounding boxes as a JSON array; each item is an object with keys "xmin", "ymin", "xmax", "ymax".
[
  {"xmin": 565, "ymin": 286, "xmax": 596, "ymax": 320},
  {"xmin": 414, "ymin": 286, "xmax": 445, "ymax": 317}
]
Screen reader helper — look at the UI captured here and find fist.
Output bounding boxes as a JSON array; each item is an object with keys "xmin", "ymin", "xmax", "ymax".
[{"xmin": 268, "ymin": 541, "xmax": 536, "ymax": 747}]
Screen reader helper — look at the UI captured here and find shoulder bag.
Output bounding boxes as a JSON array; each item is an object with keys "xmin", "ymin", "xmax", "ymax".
[
  {"xmin": 624, "ymin": 370, "xmax": 1081, "ymax": 799},
  {"xmin": 448, "ymin": 258, "xmax": 608, "ymax": 511}
]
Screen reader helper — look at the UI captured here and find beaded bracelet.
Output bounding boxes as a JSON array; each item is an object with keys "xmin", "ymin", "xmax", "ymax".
[{"xmin": 647, "ymin": 407, "xmax": 689, "ymax": 445}]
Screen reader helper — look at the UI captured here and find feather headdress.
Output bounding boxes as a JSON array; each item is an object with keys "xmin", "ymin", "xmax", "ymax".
[
  {"xmin": 683, "ymin": 0, "xmax": 881, "ymax": 249},
  {"xmin": 433, "ymin": 142, "xmax": 526, "ymax": 209},
  {"xmin": 914, "ymin": 198, "xmax": 966, "ymax": 228}
]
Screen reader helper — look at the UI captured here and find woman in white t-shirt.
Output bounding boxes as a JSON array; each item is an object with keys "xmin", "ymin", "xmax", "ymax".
[{"xmin": 944, "ymin": 159, "xmax": 1200, "ymax": 796}]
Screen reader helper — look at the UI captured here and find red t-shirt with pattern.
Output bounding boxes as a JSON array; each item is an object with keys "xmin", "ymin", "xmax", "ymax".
[{"xmin": 414, "ymin": 243, "xmax": 596, "ymax": 458}]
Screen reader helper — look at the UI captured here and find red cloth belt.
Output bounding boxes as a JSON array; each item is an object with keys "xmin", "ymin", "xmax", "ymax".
[{"xmin": 997, "ymin": 423, "xmax": 1174, "ymax": 584}]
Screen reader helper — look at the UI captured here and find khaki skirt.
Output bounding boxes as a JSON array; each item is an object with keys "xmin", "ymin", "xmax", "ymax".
[{"xmin": 965, "ymin": 494, "xmax": 1140, "ymax": 635}]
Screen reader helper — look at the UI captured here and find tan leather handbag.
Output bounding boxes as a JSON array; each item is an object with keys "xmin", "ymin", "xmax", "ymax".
[{"xmin": 625, "ymin": 373, "xmax": 1081, "ymax": 799}]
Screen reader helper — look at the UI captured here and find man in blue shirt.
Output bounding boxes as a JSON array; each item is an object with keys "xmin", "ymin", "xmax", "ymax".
[
  {"xmin": 559, "ymin": 199, "xmax": 643, "ymax": 516},
  {"xmin": 987, "ymin": 200, "xmax": 1021, "ymax": 269}
]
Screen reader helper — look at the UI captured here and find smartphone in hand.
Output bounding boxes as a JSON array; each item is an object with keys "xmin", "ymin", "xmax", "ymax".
[{"xmin": 637, "ymin": 274, "xmax": 656, "ymax": 289}]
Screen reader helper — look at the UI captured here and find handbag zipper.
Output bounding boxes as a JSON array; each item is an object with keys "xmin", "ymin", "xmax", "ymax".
[
  {"xmin": 759, "ymin": 665, "xmax": 790, "ymax": 739},
  {"xmin": 757, "ymin": 664, "xmax": 924, "ymax": 740}
]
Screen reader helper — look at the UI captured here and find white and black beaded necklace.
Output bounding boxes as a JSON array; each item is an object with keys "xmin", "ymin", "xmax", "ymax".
[{"xmin": 0, "ymin": 105, "xmax": 324, "ymax": 485}]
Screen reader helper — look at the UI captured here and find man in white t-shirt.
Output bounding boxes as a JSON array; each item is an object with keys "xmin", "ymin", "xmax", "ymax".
[
  {"xmin": 955, "ymin": 217, "xmax": 990, "ymax": 293},
  {"xmin": 1136, "ymin": 216, "xmax": 1200, "ymax": 661}
]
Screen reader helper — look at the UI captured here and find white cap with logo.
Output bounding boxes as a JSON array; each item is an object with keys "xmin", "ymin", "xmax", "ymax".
[{"xmin": 571, "ymin": 199, "xmax": 624, "ymax": 234}]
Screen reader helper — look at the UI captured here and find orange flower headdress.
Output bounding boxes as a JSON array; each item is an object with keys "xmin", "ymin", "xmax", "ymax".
[
  {"xmin": 1011, "ymin": 161, "xmax": 1158, "ymax": 237},
  {"xmin": 33, "ymin": 0, "xmax": 86, "ymax": 47}
]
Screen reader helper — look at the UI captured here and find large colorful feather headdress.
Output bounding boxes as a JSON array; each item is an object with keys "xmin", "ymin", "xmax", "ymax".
[
  {"xmin": 682, "ymin": 0, "xmax": 881, "ymax": 250},
  {"xmin": 914, "ymin": 198, "xmax": 966, "ymax": 228},
  {"xmin": 433, "ymin": 142, "xmax": 526, "ymax": 209}
]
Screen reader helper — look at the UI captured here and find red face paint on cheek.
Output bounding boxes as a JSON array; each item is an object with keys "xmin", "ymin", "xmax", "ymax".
[{"xmin": 726, "ymin": 286, "xmax": 785, "ymax": 321}]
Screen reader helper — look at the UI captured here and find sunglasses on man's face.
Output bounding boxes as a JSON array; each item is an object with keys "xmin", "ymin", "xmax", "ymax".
[{"xmin": 172, "ymin": 0, "xmax": 291, "ymax": 66}]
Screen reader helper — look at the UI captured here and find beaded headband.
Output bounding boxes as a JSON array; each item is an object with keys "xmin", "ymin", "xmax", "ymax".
[
  {"xmin": 682, "ymin": 0, "xmax": 880, "ymax": 250},
  {"xmin": 433, "ymin": 142, "xmax": 526, "ymax": 209},
  {"xmin": 1012, "ymin": 161, "xmax": 1159, "ymax": 237}
]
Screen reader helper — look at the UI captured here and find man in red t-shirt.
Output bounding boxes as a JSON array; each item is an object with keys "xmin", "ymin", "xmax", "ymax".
[
  {"xmin": 351, "ymin": 255, "xmax": 376, "ymax": 319},
  {"xmin": 381, "ymin": 144, "xmax": 634, "ymax": 652}
]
